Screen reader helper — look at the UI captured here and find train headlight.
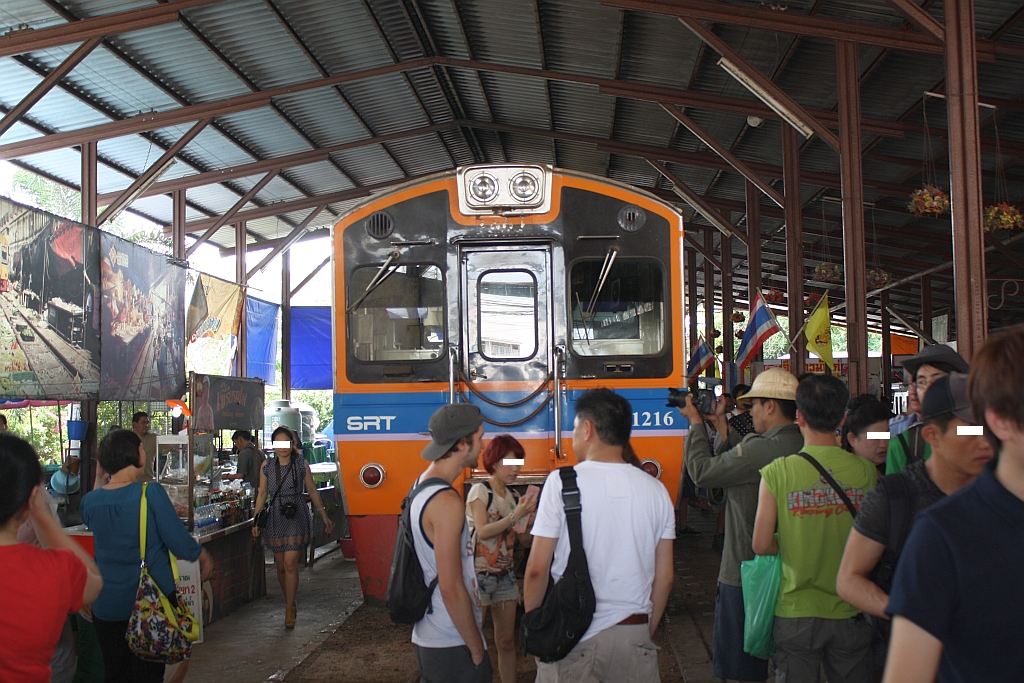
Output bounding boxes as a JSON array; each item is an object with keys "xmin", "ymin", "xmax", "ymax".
[
  {"xmin": 509, "ymin": 172, "xmax": 539, "ymax": 202},
  {"xmin": 468, "ymin": 173, "xmax": 498, "ymax": 203},
  {"xmin": 358, "ymin": 463, "xmax": 386, "ymax": 488},
  {"xmin": 639, "ymin": 458, "xmax": 662, "ymax": 479}
]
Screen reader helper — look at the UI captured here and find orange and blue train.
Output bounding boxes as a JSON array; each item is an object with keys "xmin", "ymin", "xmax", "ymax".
[{"xmin": 333, "ymin": 164, "xmax": 689, "ymax": 602}]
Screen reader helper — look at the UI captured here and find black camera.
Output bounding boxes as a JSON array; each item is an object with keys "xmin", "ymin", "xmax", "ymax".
[
  {"xmin": 280, "ymin": 501, "xmax": 299, "ymax": 519},
  {"xmin": 667, "ymin": 387, "xmax": 718, "ymax": 415}
]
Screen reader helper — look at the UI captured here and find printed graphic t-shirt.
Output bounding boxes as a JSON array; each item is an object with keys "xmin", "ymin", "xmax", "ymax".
[
  {"xmin": 760, "ymin": 446, "xmax": 878, "ymax": 619},
  {"xmin": 0, "ymin": 545, "xmax": 87, "ymax": 683},
  {"xmin": 466, "ymin": 483, "xmax": 517, "ymax": 576}
]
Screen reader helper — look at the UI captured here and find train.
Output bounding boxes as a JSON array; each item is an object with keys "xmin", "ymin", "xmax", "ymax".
[{"xmin": 332, "ymin": 164, "xmax": 689, "ymax": 602}]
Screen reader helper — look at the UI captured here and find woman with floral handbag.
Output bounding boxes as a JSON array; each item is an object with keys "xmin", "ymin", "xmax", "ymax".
[{"xmin": 82, "ymin": 430, "xmax": 213, "ymax": 682}]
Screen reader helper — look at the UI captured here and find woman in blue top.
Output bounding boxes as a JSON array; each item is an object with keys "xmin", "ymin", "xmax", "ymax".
[
  {"xmin": 81, "ymin": 429, "xmax": 212, "ymax": 683},
  {"xmin": 252, "ymin": 426, "xmax": 334, "ymax": 628}
]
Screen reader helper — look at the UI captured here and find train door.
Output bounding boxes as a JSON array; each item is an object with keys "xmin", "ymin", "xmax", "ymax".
[{"xmin": 459, "ymin": 244, "xmax": 557, "ymax": 455}]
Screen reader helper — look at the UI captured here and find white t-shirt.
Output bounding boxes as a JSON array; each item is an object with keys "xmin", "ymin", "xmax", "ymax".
[{"xmin": 531, "ymin": 460, "xmax": 676, "ymax": 642}]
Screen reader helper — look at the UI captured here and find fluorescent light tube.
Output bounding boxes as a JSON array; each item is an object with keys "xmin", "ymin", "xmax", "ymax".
[{"xmin": 718, "ymin": 57, "xmax": 815, "ymax": 139}]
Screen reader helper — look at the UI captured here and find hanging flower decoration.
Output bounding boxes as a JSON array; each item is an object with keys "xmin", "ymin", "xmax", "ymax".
[
  {"xmin": 983, "ymin": 203, "xmax": 1024, "ymax": 232},
  {"xmin": 735, "ymin": 328, "xmax": 746, "ymax": 338},
  {"xmin": 715, "ymin": 344, "xmax": 725, "ymax": 354},
  {"xmin": 814, "ymin": 262, "xmax": 843, "ymax": 283},
  {"xmin": 867, "ymin": 268, "xmax": 891, "ymax": 289},
  {"xmin": 908, "ymin": 185, "xmax": 950, "ymax": 217},
  {"xmin": 765, "ymin": 289, "xmax": 785, "ymax": 305},
  {"xmin": 804, "ymin": 292, "xmax": 822, "ymax": 312},
  {"xmin": 711, "ymin": 328, "xmax": 722, "ymax": 339},
  {"xmin": 730, "ymin": 311, "xmax": 746, "ymax": 323}
]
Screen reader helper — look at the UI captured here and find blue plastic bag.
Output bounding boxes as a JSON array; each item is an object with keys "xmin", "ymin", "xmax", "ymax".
[{"xmin": 740, "ymin": 552, "xmax": 782, "ymax": 660}]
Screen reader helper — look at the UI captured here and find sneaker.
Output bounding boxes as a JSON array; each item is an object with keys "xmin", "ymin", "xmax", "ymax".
[{"xmin": 678, "ymin": 525, "xmax": 702, "ymax": 536}]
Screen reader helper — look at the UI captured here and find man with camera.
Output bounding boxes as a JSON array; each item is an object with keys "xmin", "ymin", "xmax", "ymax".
[{"xmin": 679, "ymin": 368, "xmax": 802, "ymax": 682}]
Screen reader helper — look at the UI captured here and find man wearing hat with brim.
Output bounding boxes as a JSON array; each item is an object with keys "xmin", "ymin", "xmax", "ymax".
[
  {"xmin": 680, "ymin": 368, "xmax": 803, "ymax": 683},
  {"xmin": 886, "ymin": 344, "xmax": 970, "ymax": 475},
  {"xmin": 410, "ymin": 403, "xmax": 493, "ymax": 683},
  {"xmin": 837, "ymin": 372, "xmax": 994, "ymax": 671}
]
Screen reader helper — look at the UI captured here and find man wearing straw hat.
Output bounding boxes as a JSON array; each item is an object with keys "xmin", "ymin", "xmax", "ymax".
[{"xmin": 680, "ymin": 368, "xmax": 802, "ymax": 682}]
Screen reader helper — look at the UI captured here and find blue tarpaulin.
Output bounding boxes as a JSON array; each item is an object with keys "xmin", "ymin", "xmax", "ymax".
[
  {"xmin": 246, "ymin": 297, "xmax": 279, "ymax": 384},
  {"xmin": 290, "ymin": 306, "xmax": 332, "ymax": 390}
]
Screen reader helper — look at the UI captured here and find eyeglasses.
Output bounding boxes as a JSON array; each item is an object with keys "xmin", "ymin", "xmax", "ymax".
[{"xmin": 913, "ymin": 377, "xmax": 940, "ymax": 391}]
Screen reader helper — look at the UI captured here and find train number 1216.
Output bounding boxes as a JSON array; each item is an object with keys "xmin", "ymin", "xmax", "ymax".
[{"xmin": 632, "ymin": 411, "xmax": 675, "ymax": 427}]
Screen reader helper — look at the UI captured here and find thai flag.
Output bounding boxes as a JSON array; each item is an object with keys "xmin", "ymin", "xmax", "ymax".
[
  {"xmin": 686, "ymin": 338, "xmax": 716, "ymax": 381},
  {"xmin": 736, "ymin": 293, "xmax": 782, "ymax": 371}
]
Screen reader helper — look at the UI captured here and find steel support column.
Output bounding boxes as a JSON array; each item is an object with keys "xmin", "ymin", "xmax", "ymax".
[
  {"xmin": 837, "ymin": 40, "xmax": 869, "ymax": 394},
  {"xmin": 881, "ymin": 290, "xmax": 892, "ymax": 402},
  {"xmin": 783, "ymin": 125, "xmax": 805, "ymax": 377},
  {"xmin": 281, "ymin": 249, "xmax": 291, "ymax": 400},
  {"xmin": 945, "ymin": 0, "xmax": 988, "ymax": 360},
  {"xmin": 79, "ymin": 143, "xmax": 98, "ymax": 492},
  {"xmin": 687, "ymin": 247, "xmax": 698, "ymax": 365},
  {"xmin": 722, "ymin": 233, "xmax": 734, "ymax": 386},
  {"xmin": 705, "ymin": 227, "xmax": 716, "ymax": 378},
  {"xmin": 80, "ymin": 142, "xmax": 97, "ymax": 227},
  {"xmin": 921, "ymin": 276, "xmax": 933, "ymax": 338},
  {"xmin": 172, "ymin": 190, "xmax": 186, "ymax": 260},
  {"xmin": 235, "ymin": 221, "xmax": 247, "ymax": 378},
  {"xmin": 745, "ymin": 180, "xmax": 763, "ymax": 378}
]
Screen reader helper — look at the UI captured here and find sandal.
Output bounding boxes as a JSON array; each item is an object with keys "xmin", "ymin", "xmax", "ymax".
[{"xmin": 285, "ymin": 605, "xmax": 296, "ymax": 629}]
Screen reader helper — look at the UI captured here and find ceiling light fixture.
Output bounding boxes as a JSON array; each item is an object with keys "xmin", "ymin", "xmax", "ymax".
[{"xmin": 719, "ymin": 57, "xmax": 814, "ymax": 140}]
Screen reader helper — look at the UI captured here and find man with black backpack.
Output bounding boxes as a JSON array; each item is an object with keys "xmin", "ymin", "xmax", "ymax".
[
  {"xmin": 525, "ymin": 389, "xmax": 675, "ymax": 683},
  {"xmin": 752, "ymin": 374, "xmax": 877, "ymax": 683},
  {"xmin": 836, "ymin": 373, "xmax": 993, "ymax": 669},
  {"xmin": 402, "ymin": 403, "xmax": 491, "ymax": 683}
]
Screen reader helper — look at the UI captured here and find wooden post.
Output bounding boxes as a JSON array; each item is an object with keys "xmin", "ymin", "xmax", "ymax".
[
  {"xmin": 235, "ymin": 222, "xmax": 247, "ymax": 377},
  {"xmin": 281, "ymin": 248, "xmax": 291, "ymax": 400},
  {"xmin": 881, "ymin": 290, "xmax": 892, "ymax": 402},
  {"xmin": 705, "ymin": 228, "xmax": 716, "ymax": 378},
  {"xmin": 783, "ymin": 125, "xmax": 806, "ymax": 376}
]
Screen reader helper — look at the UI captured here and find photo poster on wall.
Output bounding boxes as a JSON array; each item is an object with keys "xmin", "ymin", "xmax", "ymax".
[
  {"xmin": 191, "ymin": 373, "xmax": 264, "ymax": 433},
  {"xmin": 99, "ymin": 233, "xmax": 186, "ymax": 400},
  {"xmin": 0, "ymin": 196, "xmax": 100, "ymax": 399}
]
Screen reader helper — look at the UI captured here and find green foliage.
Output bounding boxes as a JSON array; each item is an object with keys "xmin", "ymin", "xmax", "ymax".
[
  {"xmin": 11, "ymin": 169, "xmax": 171, "ymax": 251},
  {"xmin": 3, "ymin": 406, "xmax": 70, "ymax": 465}
]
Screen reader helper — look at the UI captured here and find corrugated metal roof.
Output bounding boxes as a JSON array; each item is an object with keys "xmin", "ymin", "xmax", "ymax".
[{"xmin": 2, "ymin": 0, "xmax": 1024, "ymax": 324}]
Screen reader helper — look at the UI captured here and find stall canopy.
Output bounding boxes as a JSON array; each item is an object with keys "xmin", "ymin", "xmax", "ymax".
[
  {"xmin": 290, "ymin": 307, "xmax": 331, "ymax": 390},
  {"xmin": 246, "ymin": 297, "xmax": 279, "ymax": 385}
]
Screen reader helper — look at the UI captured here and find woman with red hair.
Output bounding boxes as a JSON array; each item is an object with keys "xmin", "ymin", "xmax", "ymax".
[{"xmin": 466, "ymin": 434, "xmax": 538, "ymax": 683}]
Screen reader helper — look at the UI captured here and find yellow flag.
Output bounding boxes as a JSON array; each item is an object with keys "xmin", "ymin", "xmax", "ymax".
[{"xmin": 804, "ymin": 293, "xmax": 835, "ymax": 372}]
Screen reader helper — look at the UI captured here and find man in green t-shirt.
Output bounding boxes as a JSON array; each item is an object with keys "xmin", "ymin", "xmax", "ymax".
[
  {"xmin": 753, "ymin": 374, "xmax": 878, "ymax": 683},
  {"xmin": 885, "ymin": 344, "xmax": 969, "ymax": 475}
]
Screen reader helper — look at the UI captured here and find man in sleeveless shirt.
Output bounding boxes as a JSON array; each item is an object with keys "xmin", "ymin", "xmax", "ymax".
[{"xmin": 413, "ymin": 403, "xmax": 492, "ymax": 683}]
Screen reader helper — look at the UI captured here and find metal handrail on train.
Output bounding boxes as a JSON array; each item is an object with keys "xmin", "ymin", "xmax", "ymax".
[
  {"xmin": 554, "ymin": 344, "xmax": 566, "ymax": 458},
  {"xmin": 457, "ymin": 369, "xmax": 553, "ymax": 407}
]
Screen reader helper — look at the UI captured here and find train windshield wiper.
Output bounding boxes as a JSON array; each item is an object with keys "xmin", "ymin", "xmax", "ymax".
[
  {"xmin": 577, "ymin": 246, "xmax": 619, "ymax": 343},
  {"xmin": 346, "ymin": 251, "xmax": 400, "ymax": 313}
]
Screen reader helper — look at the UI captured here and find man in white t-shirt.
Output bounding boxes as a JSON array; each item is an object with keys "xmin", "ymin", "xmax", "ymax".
[{"xmin": 525, "ymin": 388, "xmax": 676, "ymax": 682}]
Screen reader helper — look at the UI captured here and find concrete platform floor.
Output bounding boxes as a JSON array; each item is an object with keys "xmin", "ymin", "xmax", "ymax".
[
  {"xmin": 185, "ymin": 547, "xmax": 364, "ymax": 683},
  {"xmin": 185, "ymin": 507, "xmax": 728, "ymax": 682}
]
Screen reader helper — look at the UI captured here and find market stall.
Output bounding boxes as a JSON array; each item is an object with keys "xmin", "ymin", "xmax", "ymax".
[{"xmin": 164, "ymin": 372, "xmax": 267, "ymax": 624}]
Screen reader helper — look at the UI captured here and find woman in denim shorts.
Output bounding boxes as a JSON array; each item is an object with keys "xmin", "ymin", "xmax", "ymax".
[{"xmin": 466, "ymin": 435, "xmax": 538, "ymax": 683}]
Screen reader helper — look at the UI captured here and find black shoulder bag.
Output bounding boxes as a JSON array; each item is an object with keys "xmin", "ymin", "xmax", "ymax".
[
  {"xmin": 386, "ymin": 477, "xmax": 452, "ymax": 624},
  {"xmin": 253, "ymin": 458, "xmax": 293, "ymax": 529},
  {"xmin": 796, "ymin": 451, "xmax": 858, "ymax": 517},
  {"xmin": 520, "ymin": 466, "xmax": 596, "ymax": 663},
  {"xmin": 865, "ymin": 473, "xmax": 912, "ymax": 644}
]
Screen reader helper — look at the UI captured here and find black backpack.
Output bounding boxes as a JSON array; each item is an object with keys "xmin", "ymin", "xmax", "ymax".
[
  {"xmin": 865, "ymin": 473, "xmax": 913, "ymax": 645},
  {"xmin": 386, "ymin": 477, "xmax": 452, "ymax": 625},
  {"xmin": 520, "ymin": 467, "xmax": 596, "ymax": 663}
]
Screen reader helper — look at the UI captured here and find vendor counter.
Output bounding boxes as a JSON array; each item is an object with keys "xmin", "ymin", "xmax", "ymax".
[{"xmin": 66, "ymin": 518, "xmax": 265, "ymax": 627}]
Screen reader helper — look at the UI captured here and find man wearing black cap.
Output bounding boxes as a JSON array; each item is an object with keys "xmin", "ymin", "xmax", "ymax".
[
  {"xmin": 836, "ymin": 373, "xmax": 993, "ymax": 669},
  {"xmin": 410, "ymin": 403, "xmax": 492, "ymax": 683},
  {"xmin": 886, "ymin": 344, "xmax": 970, "ymax": 475}
]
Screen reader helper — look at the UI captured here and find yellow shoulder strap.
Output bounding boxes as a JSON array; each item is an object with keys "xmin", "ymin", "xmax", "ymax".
[{"xmin": 139, "ymin": 482, "xmax": 148, "ymax": 561}]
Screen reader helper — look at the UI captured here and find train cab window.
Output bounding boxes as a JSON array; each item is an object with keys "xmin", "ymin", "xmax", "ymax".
[
  {"xmin": 570, "ymin": 259, "xmax": 664, "ymax": 357},
  {"xmin": 348, "ymin": 264, "xmax": 445, "ymax": 363},
  {"xmin": 478, "ymin": 271, "xmax": 537, "ymax": 360}
]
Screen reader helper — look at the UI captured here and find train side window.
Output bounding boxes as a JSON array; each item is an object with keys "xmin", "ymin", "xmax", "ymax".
[
  {"xmin": 570, "ymin": 259, "xmax": 664, "ymax": 357},
  {"xmin": 348, "ymin": 264, "xmax": 445, "ymax": 363},
  {"xmin": 478, "ymin": 270, "xmax": 538, "ymax": 360}
]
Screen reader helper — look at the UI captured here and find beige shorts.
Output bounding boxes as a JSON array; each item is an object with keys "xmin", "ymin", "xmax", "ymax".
[{"xmin": 535, "ymin": 623, "xmax": 659, "ymax": 683}]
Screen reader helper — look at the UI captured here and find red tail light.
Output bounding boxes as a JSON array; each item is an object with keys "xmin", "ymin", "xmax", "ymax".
[
  {"xmin": 359, "ymin": 463, "xmax": 386, "ymax": 488},
  {"xmin": 639, "ymin": 459, "xmax": 662, "ymax": 479}
]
